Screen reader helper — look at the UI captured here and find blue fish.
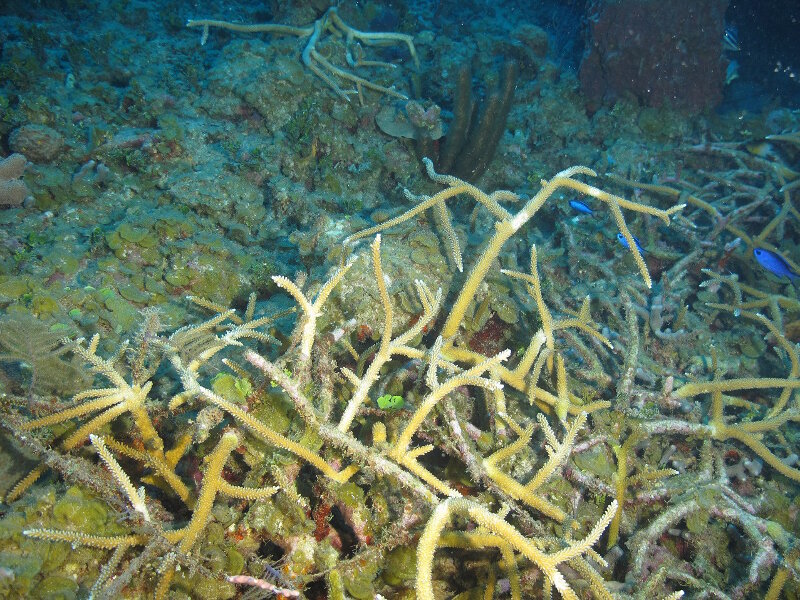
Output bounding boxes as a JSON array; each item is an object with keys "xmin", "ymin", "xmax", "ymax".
[
  {"xmin": 569, "ymin": 199, "xmax": 593, "ymax": 216},
  {"xmin": 723, "ymin": 25, "xmax": 740, "ymax": 52},
  {"xmin": 753, "ymin": 248, "xmax": 799, "ymax": 281},
  {"xmin": 725, "ymin": 60, "xmax": 739, "ymax": 86},
  {"xmin": 617, "ymin": 232, "xmax": 644, "ymax": 254}
]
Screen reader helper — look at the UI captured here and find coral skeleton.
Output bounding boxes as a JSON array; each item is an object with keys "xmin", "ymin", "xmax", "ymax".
[{"xmin": 187, "ymin": 7, "xmax": 418, "ymax": 103}]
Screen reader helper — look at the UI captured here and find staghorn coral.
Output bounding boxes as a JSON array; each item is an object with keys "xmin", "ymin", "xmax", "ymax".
[
  {"xmin": 24, "ymin": 430, "xmax": 278, "ymax": 600},
  {"xmin": 417, "ymin": 495, "xmax": 618, "ymax": 600},
  {"xmin": 4, "ymin": 1, "xmax": 800, "ymax": 596},
  {"xmin": 3, "ymin": 156, "xmax": 799, "ymax": 600},
  {"xmin": 628, "ymin": 447, "xmax": 799, "ymax": 598}
]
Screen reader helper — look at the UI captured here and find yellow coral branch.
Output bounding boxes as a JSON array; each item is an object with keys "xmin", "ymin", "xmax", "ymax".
[
  {"xmin": 192, "ymin": 381, "xmax": 357, "ymax": 483},
  {"xmin": 416, "ymin": 497, "xmax": 617, "ymax": 600},
  {"xmin": 338, "ymin": 236, "xmax": 441, "ymax": 432},
  {"xmin": 90, "ymin": 435, "xmax": 150, "ymax": 521},
  {"xmin": 273, "ymin": 259, "xmax": 352, "ymax": 361},
  {"xmin": 674, "ymin": 377, "xmax": 800, "ymax": 397}
]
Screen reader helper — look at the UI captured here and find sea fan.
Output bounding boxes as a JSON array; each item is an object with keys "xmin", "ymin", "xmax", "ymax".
[{"xmin": 0, "ymin": 313, "xmax": 88, "ymax": 396}]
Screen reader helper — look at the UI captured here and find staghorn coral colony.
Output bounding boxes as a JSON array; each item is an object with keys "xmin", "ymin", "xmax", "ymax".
[{"xmin": 0, "ymin": 1, "xmax": 799, "ymax": 599}]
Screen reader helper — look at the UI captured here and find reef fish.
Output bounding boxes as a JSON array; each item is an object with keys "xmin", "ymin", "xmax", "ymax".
[
  {"xmin": 376, "ymin": 394, "xmax": 405, "ymax": 410},
  {"xmin": 723, "ymin": 25, "xmax": 740, "ymax": 52},
  {"xmin": 753, "ymin": 248, "xmax": 799, "ymax": 281},
  {"xmin": 569, "ymin": 199, "xmax": 593, "ymax": 215},
  {"xmin": 725, "ymin": 60, "xmax": 740, "ymax": 85},
  {"xmin": 617, "ymin": 232, "xmax": 644, "ymax": 254}
]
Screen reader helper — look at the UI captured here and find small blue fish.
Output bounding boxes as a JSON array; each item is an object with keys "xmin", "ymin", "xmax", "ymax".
[
  {"xmin": 569, "ymin": 199, "xmax": 593, "ymax": 216},
  {"xmin": 617, "ymin": 233, "xmax": 645, "ymax": 254},
  {"xmin": 723, "ymin": 25, "xmax": 740, "ymax": 52},
  {"xmin": 725, "ymin": 60, "xmax": 739, "ymax": 86},
  {"xmin": 753, "ymin": 248, "xmax": 799, "ymax": 281}
]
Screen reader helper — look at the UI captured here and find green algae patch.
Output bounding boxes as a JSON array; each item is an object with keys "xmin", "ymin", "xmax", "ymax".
[
  {"xmin": 0, "ymin": 551, "xmax": 43, "ymax": 598},
  {"xmin": 106, "ymin": 223, "xmax": 160, "ymax": 263},
  {"xmin": 0, "ymin": 276, "xmax": 32, "ymax": 301},
  {"xmin": 382, "ymin": 545, "xmax": 417, "ymax": 586},
  {"xmin": 118, "ymin": 283, "xmax": 149, "ymax": 303},
  {"xmin": 44, "ymin": 254, "xmax": 80, "ymax": 277},
  {"xmin": 211, "ymin": 373, "xmax": 250, "ymax": 405},
  {"xmin": 686, "ymin": 508, "xmax": 709, "ymax": 534},
  {"xmin": 103, "ymin": 293, "xmax": 138, "ymax": 332},
  {"xmin": 31, "ymin": 294, "xmax": 60, "ymax": 318},
  {"xmin": 573, "ymin": 445, "xmax": 616, "ymax": 479},
  {"xmin": 191, "ymin": 263, "xmax": 245, "ymax": 305},
  {"xmin": 343, "ymin": 558, "xmax": 380, "ymax": 600},
  {"xmin": 475, "ymin": 431, "xmax": 494, "ymax": 453},
  {"xmin": 53, "ymin": 487, "xmax": 116, "ymax": 532},
  {"xmin": 314, "ymin": 539, "xmax": 340, "ymax": 571},
  {"xmin": 335, "ymin": 482, "xmax": 365, "ymax": 509},
  {"xmin": 225, "ymin": 547, "xmax": 244, "ymax": 575},
  {"xmin": 762, "ymin": 488, "xmax": 792, "ymax": 530},
  {"xmin": 250, "ymin": 390, "xmax": 293, "ymax": 435},
  {"xmin": 104, "ymin": 229, "xmax": 123, "ymax": 251},
  {"xmin": 144, "ymin": 275, "xmax": 168, "ymax": 296},
  {"xmin": 155, "ymin": 215, "xmax": 195, "ymax": 241},
  {"xmin": 165, "ymin": 269, "xmax": 191, "ymax": 288},
  {"xmin": 0, "ymin": 512, "xmax": 27, "ymax": 544},
  {"xmin": 173, "ymin": 573, "xmax": 235, "ymax": 600},
  {"xmin": 492, "ymin": 294, "xmax": 519, "ymax": 325},
  {"xmin": 247, "ymin": 496, "xmax": 310, "ymax": 538},
  {"xmin": 34, "ymin": 575, "xmax": 78, "ymax": 600}
]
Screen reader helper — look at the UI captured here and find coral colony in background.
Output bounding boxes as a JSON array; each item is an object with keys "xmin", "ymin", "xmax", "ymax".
[{"xmin": 0, "ymin": 1, "xmax": 799, "ymax": 599}]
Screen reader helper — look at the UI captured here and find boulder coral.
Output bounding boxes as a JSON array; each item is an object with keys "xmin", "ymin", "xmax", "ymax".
[{"xmin": 0, "ymin": 153, "xmax": 31, "ymax": 206}]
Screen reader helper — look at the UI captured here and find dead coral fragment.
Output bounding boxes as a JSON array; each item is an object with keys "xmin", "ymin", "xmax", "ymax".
[{"xmin": 188, "ymin": 7, "xmax": 419, "ymax": 103}]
